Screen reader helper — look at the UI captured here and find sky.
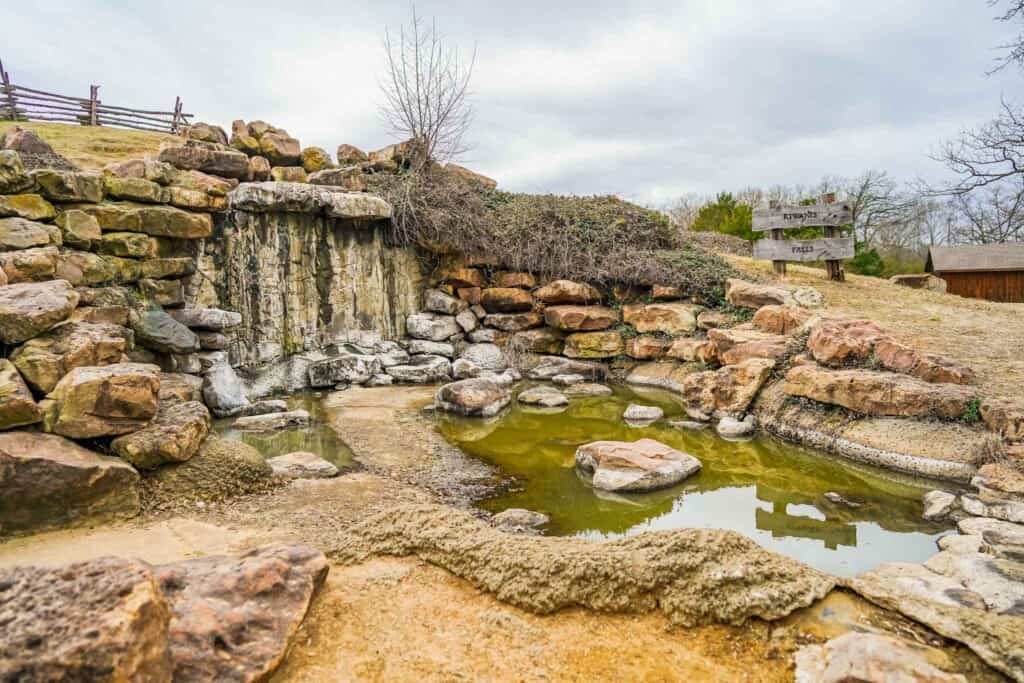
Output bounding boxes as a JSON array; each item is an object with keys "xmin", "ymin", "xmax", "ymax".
[{"xmin": 5, "ymin": 1, "xmax": 1023, "ymax": 206}]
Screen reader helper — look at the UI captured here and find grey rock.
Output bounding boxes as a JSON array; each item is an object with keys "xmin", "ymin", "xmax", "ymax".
[
  {"xmin": 423, "ymin": 288, "xmax": 464, "ymax": 315},
  {"xmin": 267, "ymin": 451, "xmax": 339, "ymax": 479},
  {"xmin": 452, "ymin": 358, "xmax": 483, "ymax": 380},
  {"xmin": 374, "ymin": 341, "xmax": 410, "ymax": 367},
  {"xmin": 308, "ymin": 352, "xmax": 381, "ymax": 387},
  {"xmin": 668, "ymin": 419, "xmax": 708, "ymax": 431},
  {"xmin": 130, "ymin": 305, "xmax": 200, "ymax": 354},
  {"xmin": 924, "ymin": 549, "xmax": 1024, "ymax": 614},
  {"xmin": 551, "ymin": 373, "xmax": 585, "ymax": 386},
  {"xmin": 232, "ymin": 399, "xmax": 288, "ymax": 418},
  {"xmin": 961, "ymin": 493, "xmax": 1024, "ymax": 524},
  {"xmin": 406, "ymin": 312, "xmax": 460, "ymax": 341},
  {"xmin": 455, "ymin": 308, "xmax": 478, "ymax": 333},
  {"xmin": 958, "ymin": 517, "xmax": 1024, "ymax": 560},
  {"xmin": 168, "ymin": 307, "xmax": 242, "ymax": 332},
  {"xmin": 460, "ymin": 343, "xmax": 506, "ymax": 371},
  {"xmin": 434, "ymin": 377, "xmax": 512, "ymax": 417},
  {"xmin": 527, "ymin": 356, "xmax": 606, "ymax": 381},
  {"xmin": 201, "ymin": 361, "xmax": 250, "ymax": 418},
  {"xmin": 365, "ymin": 373, "xmax": 394, "ymax": 387},
  {"xmin": 794, "ymin": 632, "xmax": 967, "ymax": 683},
  {"xmin": 518, "ymin": 386, "xmax": 569, "ymax": 407},
  {"xmin": 624, "ymin": 403, "xmax": 664, "ymax": 423},
  {"xmin": 491, "ymin": 508, "xmax": 549, "ymax": 531},
  {"xmin": 228, "ymin": 181, "xmax": 392, "ymax": 218},
  {"xmin": 576, "ymin": 438, "xmax": 702, "ymax": 493},
  {"xmin": 408, "ymin": 339, "xmax": 455, "ymax": 358},
  {"xmin": 468, "ymin": 327, "xmax": 497, "ymax": 343},
  {"xmin": 385, "ymin": 354, "xmax": 452, "ymax": 383},
  {"xmin": 563, "ymin": 382, "xmax": 614, "ymax": 397},
  {"xmin": 233, "ymin": 409, "xmax": 311, "ymax": 432},
  {"xmin": 716, "ymin": 415, "xmax": 756, "ymax": 439},
  {"xmin": 853, "ymin": 562, "xmax": 987, "ymax": 610},
  {"xmin": 196, "ymin": 330, "xmax": 230, "ymax": 350},
  {"xmin": 923, "ymin": 490, "xmax": 959, "ymax": 521}
]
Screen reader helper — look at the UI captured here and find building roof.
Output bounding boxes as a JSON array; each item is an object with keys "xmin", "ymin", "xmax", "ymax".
[{"xmin": 926, "ymin": 243, "xmax": 1024, "ymax": 273}]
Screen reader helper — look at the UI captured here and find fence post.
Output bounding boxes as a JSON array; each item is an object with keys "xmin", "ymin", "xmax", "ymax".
[
  {"xmin": 768, "ymin": 200, "xmax": 787, "ymax": 276},
  {"xmin": 171, "ymin": 96, "xmax": 182, "ymax": 133},
  {"xmin": 0, "ymin": 57, "xmax": 16, "ymax": 121},
  {"xmin": 820, "ymin": 193, "xmax": 845, "ymax": 282},
  {"xmin": 88, "ymin": 85, "xmax": 100, "ymax": 126}
]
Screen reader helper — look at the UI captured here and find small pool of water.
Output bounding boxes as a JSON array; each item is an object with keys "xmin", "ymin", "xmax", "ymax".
[
  {"xmin": 437, "ymin": 384, "xmax": 950, "ymax": 576},
  {"xmin": 213, "ymin": 392, "xmax": 356, "ymax": 470}
]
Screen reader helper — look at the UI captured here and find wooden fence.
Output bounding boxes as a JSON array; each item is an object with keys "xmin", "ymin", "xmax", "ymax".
[{"xmin": 0, "ymin": 58, "xmax": 192, "ymax": 134}]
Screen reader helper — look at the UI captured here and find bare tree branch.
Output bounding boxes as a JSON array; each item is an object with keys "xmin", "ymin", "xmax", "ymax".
[{"xmin": 988, "ymin": 0, "xmax": 1024, "ymax": 73}]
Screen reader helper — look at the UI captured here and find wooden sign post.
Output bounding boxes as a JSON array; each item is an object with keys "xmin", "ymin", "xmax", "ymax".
[{"xmin": 752, "ymin": 197, "xmax": 854, "ymax": 281}]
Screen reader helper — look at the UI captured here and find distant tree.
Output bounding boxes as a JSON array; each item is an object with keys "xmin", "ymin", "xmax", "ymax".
[
  {"xmin": 380, "ymin": 7, "xmax": 476, "ymax": 168},
  {"xmin": 846, "ymin": 242, "xmax": 886, "ymax": 276},
  {"xmin": 691, "ymin": 192, "xmax": 756, "ymax": 240},
  {"xmin": 666, "ymin": 192, "xmax": 708, "ymax": 231},
  {"xmin": 948, "ymin": 178, "xmax": 1024, "ymax": 243}
]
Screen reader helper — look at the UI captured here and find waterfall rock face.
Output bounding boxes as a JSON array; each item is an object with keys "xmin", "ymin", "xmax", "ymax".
[{"xmin": 194, "ymin": 183, "xmax": 422, "ymax": 370}]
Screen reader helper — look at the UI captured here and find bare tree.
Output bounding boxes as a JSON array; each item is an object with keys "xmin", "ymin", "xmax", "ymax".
[
  {"xmin": 933, "ymin": 98, "xmax": 1024, "ymax": 195},
  {"xmin": 989, "ymin": 0, "xmax": 1024, "ymax": 73},
  {"xmin": 948, "ymin": 178, "xmax": 1024, "ymax": 243},
  {"xmin": 380, "ymin": 7, "xmax": 476, "ymax": 168},
  {"xmin": 665, "ymin": 192, "xmax": 708, "ymax": 231}
]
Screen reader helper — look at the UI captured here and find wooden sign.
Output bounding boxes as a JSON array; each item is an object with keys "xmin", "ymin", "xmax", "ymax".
[
  {"xmin": 752, "ymin": 203, "xmax": 853, "ymax": 231},
  {"xmin": 754, "ymin": 237, "xmax": 855, "ymax": 262}
]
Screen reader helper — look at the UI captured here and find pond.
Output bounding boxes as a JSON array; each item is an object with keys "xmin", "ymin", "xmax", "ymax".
[
  {"xmin": 212, "ymin": 392, "xmax": 356, "ymax": 470},
  {"xmin": 437, "ymin": 384, "xmax": 951, "ymax": 576}
]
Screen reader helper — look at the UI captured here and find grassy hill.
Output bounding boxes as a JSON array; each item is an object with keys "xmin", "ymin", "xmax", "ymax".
[{"xmin": 0, "ymin": 121, "xmax": 175, "ymax": 169}]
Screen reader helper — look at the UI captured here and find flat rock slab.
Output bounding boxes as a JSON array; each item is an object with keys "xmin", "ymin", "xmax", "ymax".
[
  {"xmin": 267, "ymin": 451, "xmax": 339, "ymax": 479},
  {"xmin": 924, "ymin": 549, "xmax": 1024, "ymax": 615},
  {"xmin": 0, "ymin": 431, "xmax": 140, "ymax": 535},
  {"xmin": 69, "ymin": 201, "xmax": 213, "ymax": 238},
  {"xmin": 576, "ymin": 438, "xmax": 702, "ymax": 493},
  {"xmin": 527, "ymin": 356, "xmax": 607, "ymax": 381},
  {"xmin": 233, "ymin": 409, "xmax": 311, "ymax": 432},
  {"xmin": 155, "ymin": 544, "xmax": 329, "ymax": 682},
  {"xmin": 853, "ymin": 562, "xmax": 987, "ymax": 611},
  {"xmin": 0, "ymin": 279, "xmax": 79, "ymax": 344},
  {"xmin": 130, "ymin": 306, "xmax": 200, "ymax": 355},
  {"xmin": 229, "ymin": 181, "xmax": 392, "ymax": 219},
  {"xmin": 795, "ymin": 632, "xmax": 966, "ymax": 683},
  {"xmin": 623, "ymin": 403, "xmax": 664, "ymax": 423},
  {"xmin": 41, "ymin": 362, "xmax": 161, "ymax": 439},
  {"xmin": 517, "ymin": 386, "xmax": 569, "ymax": 407},
  {"xmin": 168, "ymin": 307, "xmax": 242, "ymax": 331}
]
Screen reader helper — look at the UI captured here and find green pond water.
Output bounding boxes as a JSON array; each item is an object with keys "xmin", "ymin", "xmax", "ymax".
[
  {"xmin": 212, "ymin": 393, "xmax": 356, "ymax": 470},
  {"xmin": 437, "ymin": 384, "xmax": 951, "ymax": 577}
]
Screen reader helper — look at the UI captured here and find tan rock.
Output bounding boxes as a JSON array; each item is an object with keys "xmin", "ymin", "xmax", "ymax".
[
  {"xmin": 481, "ymin": 287, "xmax": 534, "ymax": 313},
  {"xmin": 510, "ymin": 328, "xmax": 565, "ymax": 354},
  {"xmin": 138, "ymin": 257, "xmax": 195, "ymax": 281},
  {"xmin": 807, "ymin": 318, "xmax": 888, "ymax": 366},
  {"xmin": 0, "ymin": 216, "xmax": 61, "ymax": 250},
  {"xmin": 230, "ymin": 120, "xmax": 262, "ymax": 155},
  {"xmin": 697, "ymin": 310, "xmax": 732, "ymax": 330},
  {"xmin": 752, "ymin": 305, "xmax": 812, "ymax": 335},
  {"xmin": 446, "ymin": 163, "xmax": 497, "ymax": 189},
  {"xmin": 795, "ymin": 632, "xmax": 966, "ymax": 683},
  {"xmin": 301, "ymin": 146, "xmax": 334, "ymax": 173},
  {"xmin": 158, "ymin": 372, "xmax": 204, "ymax": 403},
  {"xmin": 68, "ymin": 201, "xmax": 213, "ymax": 238},
  {"xmin": 494, "ymin": 271, "xmax": 536, "ymax": 289},
  {"xmin": 457, "ymin": 286, "xmax": 482, "ymax": 305},
  {"xmin": 259, "ymin": 132, "xmax": 302, "ymax": 166},
  {"xmin": 534, "ymin": 279, "xmax": 601, "ymax": 304},
  {"xmin": 485, "ymin": 312, "xmax": 543, "ymax": 331},
  {"xmin": 0, "ymin": 149, "xmax": 33, "ymax": 194},
  {"xmin": 156, "ymin": 140, "xmax": 250, "ymax": 180},
  {"xmin": 981, "ymin": 399, "xmax": 1024, "ymax": 441},
  {"xmin": 0, "ymin": 359, "xmax": 42, "ymax": 430},
  {"xmin": 625, "ymin": 335, "xmax": 671, "ymax": 360},
  {"xmin": 10, "ymin": 321, "xmax": 129, "ymax": 393},
  {"xmin": 248, "ymin": 155, "xmax": 271, "ymax": 181},
  {"xmin": 111, "ymin": 401, "xmax": 210, "ymax": 469},
  {"xmin": 166, "ymin": 186, "xmax": 227, "ymax": 212},
  {"xmin": 336, "ymin": 144, "xmax": 368, "ymax": 165},
  {"xmin": 544, "ymin": 305, "xmax": 618, "ymax": 331},
  {"xmin": 564, "ymin": 330, "xmax": 624, "ymax": 359},
  {"xmin": 709, "ymin": 327, "xmax": 790, "ymax": 365},
  {"xmin": 69, "ymin": 305, "xmax": 130, "ymax": 326},
  {"xmin": 102, "ymin": 173, "xmax": 170, "ymax": 204},
  {"xmin": 270, "ymin": 166, "xmax": 308, "ymax": 183},
  {"xmin": 679, "ymin": 358, "xmax": 775, "ymax": 415},
  {"xmin": 103, "ymin": 158, "xmax": 177, "ymax": 185},
  {"xmin": 0, "ymin": 432, "xmax": 140, "ymax": 534},
  {"xmin": 438, "ymin": 264, "xmax": 486, "ymax": 288},
  {"xmin": 0, "ymin": 193, "xmax": 56, "ymax": 221},
  {"xmin": 0, "ymin": 245, "xmax": 58, "ymax": 282},
  {"xmin": 666, "ymin": 338, "xmax": 718, "ymax": 364},
  {"xmin": 307, "ymin": 165, "xmax": 366, "ymax": 191},
  {"xmin": 623, "ymin": 302, "xmax": 700, "ymax": 335},
  {"xmin": 41, "ymin": 362, "xmax": 161, "ymax": 439},
  {"xmin": 720, "ymin": 340, "xmax": 788, "ymax": 365},
  {"xmin": 726, "ymin": 278, "xmax": 822, "ymax": 308},
  {"xmin": 575, "ymin": 438, "xmax": 701, "ymax": 492},
  {"xmin": 889, "ymin": 273, "xmax": 947, "ymax": 293},
  {"xmin": 30, "ymin": 169, "xmax": 103, "ymax": 203},
  {"xmin": 651, "ymin": 284, "xmax": 684, "ymax": 300},
  {"xmin": 55, "ymin": 209, "xmax": 101, "ymax": 247},
  {"xmin": 96, "ymin": 231, "xmax": 161, "ymax": 258},
  {"xmin": 186, "ymin": 122, "xmax": 228, "ymax": 145},
  {"xmin": 783, "ymin": 365, "xmax": 977, "ymax": 419},
  {"xmin": 873, "ymin": 338, "xmax": 975, "ymax": 385},
  {"xmin": 435, "ymin": 377, "xmax": 511, "ymax": 417},
  {"xmin": 0, "ymin": 279, "xmax": 78, "ymax": 343},
  {"xmin": 139, "ymin": 278, "xmax": 185, "ymax": 308}
]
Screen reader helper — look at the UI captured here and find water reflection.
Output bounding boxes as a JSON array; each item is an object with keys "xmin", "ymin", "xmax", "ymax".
[{"xmin": 437, "ymin": 384, "xmax": 950, "ymax": 576}]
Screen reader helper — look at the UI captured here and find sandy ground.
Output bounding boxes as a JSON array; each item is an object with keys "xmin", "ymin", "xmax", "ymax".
[{"xmin": 731, "ymin": 256, "xmax": 1024, "ymax": 404}]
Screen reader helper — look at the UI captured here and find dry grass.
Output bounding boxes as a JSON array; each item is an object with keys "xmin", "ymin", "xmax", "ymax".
[
  {"xmin": 0, "ymin": 121, "xmax": 176, "ymax": 169},
  {"xmin": 729, "ymin": 256, "xmax": 1024, "ymax": 403}
]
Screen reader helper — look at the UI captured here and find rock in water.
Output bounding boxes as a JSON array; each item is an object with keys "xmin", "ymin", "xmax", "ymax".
[
  {"xmin": 232, "ymin": 409, "xmax": 311, "ymax": 432},
  {"xmin": 435, "ymin": 377, "xmax": 511, "ymax": 417},
  {"xmin": 623, "ymin": 403, "xmax": 664, "ymax": 424},
  {"xmin": 492, "ymin": 508, "xmax": 550, "ymax": 531},
  {"xmin": 575, "ymin": 438, "xmax": 702, "ymax": 492},
  {"xmin": 923, "ymin": 490, "xmax": 959, "ymax": 521},
  {"xmin": 0, "ymin": 431, "xmax": 140, "ymax": 534},
  {"xmin": 154, "ymin": 545, "xmax": 329, "ymax": 682},
  {"xmin": 40, "ymin": 363, "xmax": 161, "ymax": 439},
  {"xmin": 267, "ymin": 451, "xmax": 339, "ymax": 479},
  {"xmin": 0, "ymin": 557, "xmax": 173, "ymax": 681},
  {"xmin": 794, "ymin": 632, "xmax": 966, "ymax": 683},
  {"xmin": 517, "ymin": 386, "xmax": 569, "ymax": 407},
  {"xmin": 716, "ymin": 415, "xmax": 755, "ymax": 439},
  {"xmin": 110, "ymin": 401, "xmax": 211, "ymax": 469},
  {"xmin": 526, "ymin": 356, "xmax": 607, "ymax": 381}
]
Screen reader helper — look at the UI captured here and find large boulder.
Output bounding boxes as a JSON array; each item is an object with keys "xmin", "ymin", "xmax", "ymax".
[
  {"xmin": 726, "ymin": 278, "xmax": 822, "ymax": 308},
  {"xmin": 0, "ymin": 193, "xmax": 56, "ymax": 221},
  {"xmin": 435, "ymin": 377, "xmax": 511, "ymax": 417},
  {"xmin": 437, "ymin": 264, "xmax": 486, "ymax": 288},
  {"xmin": 110, "ymin": 401, "xmax": 211, "ymax": 469},
  {"xmin": 680, "ymin": 358, "xmax": 776, "ymax": 416},
  {"xmin": 10, "ymin": 320, "xmax": 130, "ymax": 393},
  {"xmin": 708, "ymin": 327, "xmax": 789, "ymax": 365},
  {"xmin": 0, "ymin": 431, "xmax": 140, "ymax": 534},
  {"xmin": 0, "ymin": 557, "xmax": 172, "ymax": 680},
  {"xmin": 873, "ymin": 338, "xmax": 975, "ymax": 385},
  {"xmin": 186, "ymin": 122, "xmax": 228, "ymax": 145},
  {"xmin": 308, "ymin": 351, "xmax": 382, "ymax": 386},
  {"xmin": 0, "ymin": 245, "xmax": 59, "ymax": 282},
  {"xmin": 228, "ymin": 182, "xmax": 393, "ymax": 220},
  {"xmin": 795, "ymin": 632, "xmax": 966, "ymax": 683},
  {"xmin": 0, "ymin": 280, "xmax": 79, "ymax": 344},
  {"xmin": 259, "ymin": 132, "xmax": 302, "ymax": 166},
  {"xmin": 0, "ymin": 216, "xmax": 61, "ymax": 250},
  {"xmin": 336, "ymin": 144, "xmax": 368, "ymax": 165},
  {"xmin": 69, "ymin": 201, "xmax": 213, "ymax": 238},
  {"xmin": 202, "ymin": 358, "xmax": 251, "ymax": 418},
  {"xmin": 307, "ymin": 165, "xmax": 366, "ymax": 192},
  {"xmin": 102, "ymin": 174, "xmax": 171, "ymax": 204},
  {"xmin": 406, "ymin": 312, "xmax": 460, "ymax": 341},
  {"xmin": 422, "ymin": 288, "xmax": 465, "ymax": 315},
  {"xmin": 130, "ymin": 305, "xmax": 200, "ymax": 354},
  {"xmin": 481, "ymin": 287, "xmax": 534, "ymax": 313},
  {"xmin": 563, "ymin": 330, "xmax": 624, "ymax": 359},
  {"xmin": 154, "ymin": 545, "xmax": 328, "ymax": 682},
  {"xmin": 156, "ymin": 140, "xmax": 251, "ymax": 179},
  {"xmin": 533, "ymin": 279, "xmax": 601, "ymax": 304},
  {"xmin": 544, "ymin": 305, "xmax": 618, "ymax": 331},
  {"xmin": 40, "ymin": 363, "xmax": 161, "ymax": 439},
  {"xmin": 625, "ymin": 335, "xmax": 671, "ymax": 360},
  {"xmin": 300, "ymin": 146, "xmax": 334, "ymax": 173},
  {"xmin": 783, "ymin": 365, "xmax": 977, "ymax": 419},
  {"xmin": 807, "ymin": 318, "xmax": 887, "ymax": 366},
  {"xmin": 0, "ymin": 360, "xmax": 42, "ymax": 430},
  {"xmin": 623, "ymin": 302, "xmax": 700, "ymax": 335},
  {"xmin": 665, "ymin": 338, "xmax": 718, "ymax": 364},
  {"xmin": 408, "ymin": 339, "xmax": 455, "ymax": 357},
  {"xmin": 575, "ymin": 438, "xmax": 702, "ymax": 492}
]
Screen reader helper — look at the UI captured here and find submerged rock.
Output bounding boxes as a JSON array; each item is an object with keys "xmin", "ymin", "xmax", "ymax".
[
  {"xmin": 794, "ymin": 632, "xmax": 966, "ymax": 683},
  {"xmin": 233, "ymin": 409, "xmax": 311, "ymax": 432},
  {"xmin": 517, "ymin": 386, "xmax": 569, "ymax": 407},
  {"xmin": 575, "ymin": 438, "xmax": 701, "ymax": 493},
  {"xmin": 716, "ymin": 414, "xmax": 756, "ymax": 439},
  {"xmin": 435, "ymin": 377, "xmax": 511, "ymax": 417},
  {"xmin": 267, "ymin": 451, "xmax": 339, "ymax": 479},
  {"xmin": 527, "ymin": 356, "xmax": 607, "ymax": 381},
  {"xmin": 492, "ymin": 508, "xmax": 550, "ymax": 532}
]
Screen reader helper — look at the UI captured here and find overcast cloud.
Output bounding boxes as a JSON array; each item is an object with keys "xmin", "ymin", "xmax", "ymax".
[{"xmin": 6, "ymin": 1, "xmax": 1022, "ymax": 205}]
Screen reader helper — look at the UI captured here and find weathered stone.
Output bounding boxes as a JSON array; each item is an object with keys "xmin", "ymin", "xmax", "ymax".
[
  {"xmin": 0, "ymin": 149, "xmax": 33, "ymax": 194},
  {"xmin": 138, "ymin": 277, "xmax": 184, "ymax": 308},
  {"xmin": 130, "ymin": 305, "xmax": 200, "ymax": 354},
  {"xmin": 457, "ymin": 286, "xmax": 482, "ymax": 305},
  {"xmin": 794, "ymin": 632, "xmax": 966, "ymax": 683},
  {"xmin": 385, "ymin": 354, "xmax": 452, "ymax": 383},
  {"xmin": 336, "ymin": 144, "xmax": 368, "ymax": 165},
  {"xmin": 890, "ymin": 272, "xmax": 948, "ymax": 292},
  {"xmin": 248, "ymin": 155, "xmax": 271, "ymax": 181},
  {"xmin": 0, "ymin": 360, "xmax": 42, "ymax": 430},
  {"xmin": 367, "ymin": 140, "xmax": 414, "ymax": 171},
  {"xmin": 30, "ymin": 169, "xmax": 103, "ymax": 203},
  {"xmin": 10, "ymin": 321, "xmax": 129, "ymax": 393},
  {"xmin": 445, "ymin": 163, "xmax": 497, "ymax": 189},
  {"xmin": 154, "ymin": 544, "xmax": 328, "ymax": 683},
  {"xmin": 438, "ymin": 264, "xmax": 486, "ymax": 288},
  {"xmin": 961, "ymin": 493, "xmax": 1024, "ymax": 525},
  {"xmin": 624, "ymin": 403, "xmax": 664, "ymax": 423},
  {"xmin": 268, "ymin": 451, "xmax": 339, "ymax": 478},
  {"xmin": 0, "ymin": 557, "xmax": 172, "ymax": 680},
  {"xmin": 853, "ymin": 562, "xmax": 988, "ymax": 611},
  {"xmin": 259, "ymin": 132, "xmax": 302, "ymax": 166},
  {"xmin": 159, "ymin": 372, "xmax": 204, "ymax": 404},
  {"xmin": 544, "ymin": 305, "xmax": 618, "ymax": 331},
  {"xmin": 563, "ymin": 382, "xmax": 613, "ymax": 397},
  {"xmin": 451, "ymin": 358, "xmax": 483, "ymax": 379},
  {"xmin": 923, "ymin": 490, "xmax": 959, "ymax": 521},
  {"xmin": 958, "ymin": 517, "xmax": 1024, "ymax": 555},
  {"xmin": 408, "ymin": 339, "xmax": 455, "ymax": 357},
  {"xmin": 510, "ymin": 327, "xmax": 564, "ymax": 354},
  {"xmin": 527, "ymin": 356, "xmax": 607, "ymax": 381},
  {"xmin": 2, "ymin": 126, "xmax": 60, "ymax": 157},
  {"xmin": 726, "ymin": 278, "xmax": 821, "ymax": 309},
  {"xmin": 974, "ymin": 463, "xmax": 1024, "ymax": 502},
  {"xmin": 270, "ymin": 166, "xmax": 307, "ymax": 183},
  {"xmin": 563, "ymin": 330, "xmax": 624, "ymax": 359},
  {"xmin": 455, "ymin": 308, "xmax": 478, "ymax": 333},
  {"xmin": 0, "ymin": 193, "xmax": 56, "ymax": 221},
  {"xmin": 494, "ymin": 271, "xmax": 536, "ymax": 289},
  {"xmin": 193, "ymin": 330, "xmax": 227, "ymax": 350},
  {"xmin": 551, "ymin": 373, "xmax": 585, "ymax": 386},
  {"xmin": 435, "ymin": 377, "xmax": 511, "ymax": 417},
  {"xmin": 228, "ymin": 181, "xmax": 392, "ymax": 219},
  {"xmin": 308, "ymin": 351, "xmax": 382, "ymax": 386},
  {"xmin": 716, "ymin": 415, "xmax": 756, "ymax": 439},
  {"xmin": 625, "ymin": 335, "xmax": 671, "ymax": 360},
  {"xmin": 0, "ymin": 216, "xmax": 60, "ymax": 250},
  {"xmin": 202, "ymin": 360, "xmax": 251, "ymax": 418},
  {"xmin": 807, "ymin": 318, "xmax": 887, "ymax": 366},
  {"xmin": 55, "ymin": 209, "xmax": 101, "ymax": 247},
  {"xmin": 783, "ymin": 365, "xmax": 976, "ymax": 419},
  {"xmin": 534, "ymin": 279, "xmax": 601, "ymax": 304},
  {"xmin": 233, "ymin": 409, "xmax": 311, "ymax": 432},
  {"xmin": 95, "ymin": 231, "xmax": 160, "ymax": 258},
  {"xmin": 374, "ymin": 341, "xmax": 410, "ymax": 368},
  {"xmin": 485, "ymin": 311, "xmax": 544, "ymax": 331},
  {"xmin": 696, "ymin": 310, "xmax": 731, "ymax": 330},
  {"xmin": 40, "ymin": 362, "xmax": 160, "ymax": 439},
  {"xmin": 665, "ymin": 338, "xmax": 718, "ymax": 364},
  {"xmin": 980, "ymin": 398, "xmax": 1024, "ymax": 441},
  {"xmin": 576, "ymin": 438, "xmax": 701, "ymax": 492},
  {"xmin": 0, "ymin": 245, "xmax": 57, "ymax": 282},
  {"xmin": 300, "ymin": 146, "xmax": 334, "ymax": 173},
  {"xmin": 111, "ymin": 400, "xmax": 210, "ymax": 469},
  {"xmin": 873, "ymin": 338, "xmax": 975, "ymax": 385},
  {"xmin": 138, "ymin": 257, "xmax": 194, "ymax": 281},
  {"xmin": 307, "ymin": 165, "xmax": 365, "ymax": 191},
  {"xmin": 168, "ymin": 307, "xmax": 242, "ymax": 331},
  {"xmin": 187, "ymin": 121, "xmax": 229, "ymax": 145},
  {"xmin": 481, "ymin": 287, "xmax": 534, "ymax": 313},
  {"xmin": 165, "ymin": 186, "xmax": 226, "ymax": 211},
  {"xmin": 52, "ymin": 249, "xmax": 119, "ymax": 286},
  {"xmin": 924, "ymin": 548, "xmax": 1024, "ymax": 614},
  {"xmin": 460, "ymin": 343, "xmax": 507, "ymax": 372},
  {"xmin": 518, "ymin": 386, "xmax": 569, "ymax": 407},
  {"xmin": 752, "ymin": 304, "xmax": 812, "ymax": 335},
  {"xmin": 102, "ymin": 173, "xmax": 170, "ymax": 204},
  {"xmin": 719, "ymin": 338, "xmax": 788, "ymax": 365},
  {"xmin": 423, "ymin": 288, "xmax": 465, "ymax": 315},
  {"xmin": 69, "ymin": 201, "xmax": 213, "ymax": 238},
  {"xmin": 103, "ymin": 158, "xmax": 177, "ymax": 185},
  {"xmin": 156, "ymin": 140, "xmax": 251, "ymax": 179},
  {"xmin": 623, "ymin": 302, "xmax": 700, "ymax": 335},
  {"xmin": 0, "ymin": 431, "xmax": 140, "ymax": 533},
  {"xmin": 0, "ymin": 279, "xmax": 78, "ymax": 343},
  {"xmin": 230, "ymin": 120, "xmax": 262, "ymax": 155},
  {"xmin": 680, "ymin": 358, "xmax": 776, "ymax": 415},
  {"xmin": 406, "ymin": 312, "xmax": 460, "ymax": 341},
  {"xmin": 492, "ymin": 508, "xmax": 549, "ymax": 530}
]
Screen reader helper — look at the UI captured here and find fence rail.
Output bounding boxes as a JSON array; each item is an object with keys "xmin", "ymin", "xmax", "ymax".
[{"xmin": 0, "ymin": 58, "xmax": 192, "ymax": 134}]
